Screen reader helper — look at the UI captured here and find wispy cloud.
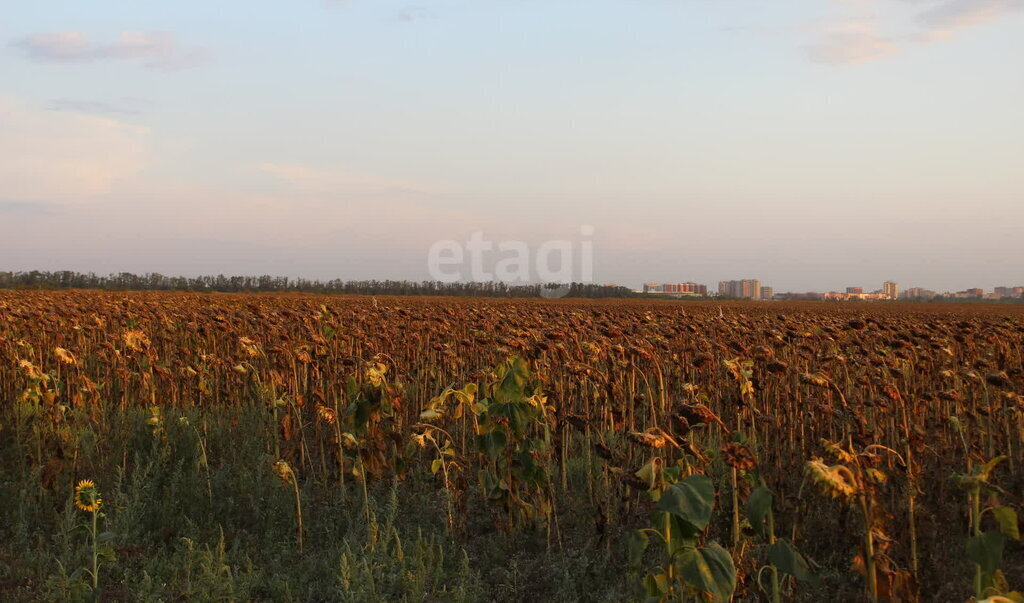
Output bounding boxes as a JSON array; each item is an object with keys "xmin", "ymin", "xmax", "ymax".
[
  {"xmin": 47, "ymin": 98, "xmax": 144, "ymax": 117},
  {"xmin": 0, "ymin": 200, "xmax": 59, "ymax": 214},
  {"xmin": 397, "ymin": 6, "xmax": 436, "ymax": 22},
  {"xmin": 258, "ymin": 163, "xmax": 424, "ymax": 196},
  {"xmin": 0, "ymin": 97, "xmax": 150, "ymax": 204},
  {"xmin": 915, "ymin": 0, "xmax": 1024, "ymax": 40},
  {"xmin": 806, "ymin": 18, "xmax": 898, "ymax": 64},
  {"xmin": 13, "ymin": 31, "xmax": 211, "ymax": 71},
  {"xmin": 804, "ymin": 0, "xmax": 1023, "ymax": 65}
]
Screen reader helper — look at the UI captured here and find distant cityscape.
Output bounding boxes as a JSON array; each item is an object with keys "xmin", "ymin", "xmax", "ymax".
[{"xmin": 639, "ymin": 280, "xmax": 1024, "ymax": 302}]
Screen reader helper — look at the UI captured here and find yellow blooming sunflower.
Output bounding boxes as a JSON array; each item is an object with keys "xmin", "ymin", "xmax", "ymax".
[
  {"xmin": 74, "ymin": 479, "xmax": 102, "ymax": 513},
  {"xmin": 365, "ymin": 362, "xmax": 387, "ymax": 387}
]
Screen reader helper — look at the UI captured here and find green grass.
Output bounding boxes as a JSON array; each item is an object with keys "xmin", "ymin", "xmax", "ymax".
[{"xmin": 0, "ymin": 404, "xmax": 640, "ymax": 602}]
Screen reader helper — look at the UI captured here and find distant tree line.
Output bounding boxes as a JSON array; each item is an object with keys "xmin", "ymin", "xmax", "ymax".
[{"xmin": 0, "ymin": 270, "xmax": 640, "ymax": 299}]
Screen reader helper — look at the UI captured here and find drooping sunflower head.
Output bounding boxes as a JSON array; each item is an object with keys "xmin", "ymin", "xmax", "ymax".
[
  {"xmin": 721, "ymin": 442, "xmax": 757, "ymax": 472},
  {"xmin": 315, "ymin": 403, "xmax": 337, "ymax": 425},
  {"xmin": 272, "ymin": 460, "xmax": 294, "ymax": 485},
  {"xmin": 806, "ymin": 459, "xmax": 858, "ymax": 502},
  {"xmin": 74, "ymin": 479, "xmax": 102, "ymax": 513},
  {"xmin": 122, "ymin": 330, "xmax": 151, "ymax": 353},
  {"xmin": 18, "ymin": 359, "xmax": 45, "ymax": 381},
  {"xmin": 54, "ymin": 347, "xmax": 78, "ymax": 366},
  {"xmin": 365, "ymin": 362, "xmax": 388, "ymax": 388}
]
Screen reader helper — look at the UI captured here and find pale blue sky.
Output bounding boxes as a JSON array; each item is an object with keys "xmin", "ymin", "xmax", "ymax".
[{"xmin": 1, "ymin": 0, "xmax": 1022, "ymax": 291}]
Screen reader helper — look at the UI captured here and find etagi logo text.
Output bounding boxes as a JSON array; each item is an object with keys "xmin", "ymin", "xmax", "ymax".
[{"xmin": 427, "ymin": 226, "xmax": 594, "ymax": 286}]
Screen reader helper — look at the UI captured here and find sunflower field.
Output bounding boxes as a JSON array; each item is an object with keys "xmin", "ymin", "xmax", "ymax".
[{"xmin": 0, "ymin": 290, "xmax": 1021, "ymax": 601}]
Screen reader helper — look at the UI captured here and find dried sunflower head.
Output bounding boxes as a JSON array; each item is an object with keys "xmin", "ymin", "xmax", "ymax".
[
  {"xmin": 54, "ymin": 347, "xmax": 78, "ymax": 366},
  {"xmin": 365, "ymin": 362, "xmax": 388, "ymax": 387},
  {"xmin": 315, "ymin": 403, "xmax": 337, "ymax": 425},
  {"xmin": 272, "ymin": 460, "xmax": 294, "ymax": 485},
  {"xmin": 18, "ymin": 359, "xmax": 45, "ymax": 380},
  {"xmin": 123, "ymin": 330, "xmax": 151, "ymax": 352},
  {"xmin": 239, "ymin": 337, "xmax": 262, "ymax": 358},
  {"xmin": 722, "ymin": 442, "xmax": 757, "ymax": 471},
  {"xmin": 806, "ymin": 459, "xmax": 858, "ymax": 501}
]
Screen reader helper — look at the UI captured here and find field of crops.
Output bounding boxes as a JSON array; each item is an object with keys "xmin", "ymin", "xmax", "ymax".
[{"xmin": 1, "ymin": 290, "xmax": 1021, "ymax": 601}]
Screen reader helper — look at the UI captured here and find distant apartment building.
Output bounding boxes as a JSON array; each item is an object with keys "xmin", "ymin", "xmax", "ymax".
[
  {"xmin": 718, "ymin": 279, "xmax": 762, "ymax": 299},
  {"xmin": 644, "ymin": 282, "xmax": 707, "ymax": 296},
  {"xmin": 901, "ymin": 287, "xmax": 937, "ymax": 300},
  {"xmin": 760, "ymin": 286, "xmax": 773, "ymax": 301},
  {"xmin": 994, "ymin": 286, "xmax": 1024, "ymax": 299},
  {"xmin": 830, "ymin": 281, "xmax": 897, "ymax": 301},
  {"xmin": 948, "ymin": 288, "xmax": 984, "ymax": 299},
  {"xmin": 679, "ymin": 282, "xmax": 707, "ymax": 295},
  {"xmin": 824, "ymin": 291, "xmax": 891, "ymax": 301}
]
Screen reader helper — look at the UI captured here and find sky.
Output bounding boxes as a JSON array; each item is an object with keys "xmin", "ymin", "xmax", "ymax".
[{"xmin": 1, "ymin": 0, "xmax": 1022, "ymax": 293}]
